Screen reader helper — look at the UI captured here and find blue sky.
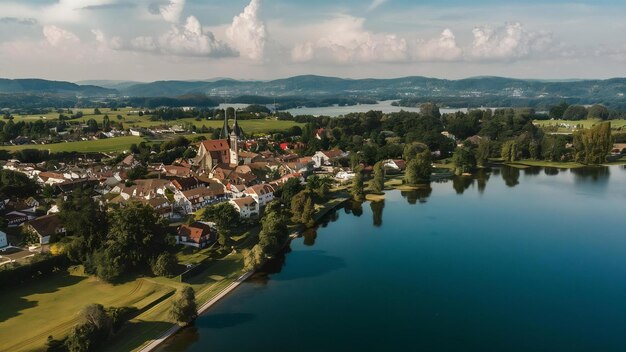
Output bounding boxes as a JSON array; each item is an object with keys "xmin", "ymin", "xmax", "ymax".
[{"xmin": 0, "ymin": 0, "xmax": 624, "ymax": 81}]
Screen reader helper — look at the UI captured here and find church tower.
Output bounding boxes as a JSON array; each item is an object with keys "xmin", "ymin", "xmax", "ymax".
[
  {"xmin": 220, "ymin": 109, "xmax": 230, "ymax": 139},
  {"xmin": 229, "ymin": 109, "xmax": 241, "ymax": 165}
]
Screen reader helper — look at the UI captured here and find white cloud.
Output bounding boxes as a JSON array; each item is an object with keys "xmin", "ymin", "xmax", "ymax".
[
  {"xmin": 159, "ymin": 0, "xmax": 185, "ymax": 23},
  {"xmin": 124, "ymin": 16, "xmax": 236, "ymax": 57},
  {"xmin": 226, "ymin": 0, "xmax": 267, "ymax": 61},
  {"xmin": 469, "ymin": 22, "xmax": 553, "ymax": 60},
  {"xmin": 368, "ymin": 0, "xmax": 388, "ymax": 12},
  {"xmin": 43, "ymin": 25, "xmax": 79, "ymax": 46},
  {"xmin": 291, "ymin": 15, "xmax": 408, "ymax": 64},
  {"xmin": 413, "ymin": 29, "xmax": 462, "ymax": 61}
]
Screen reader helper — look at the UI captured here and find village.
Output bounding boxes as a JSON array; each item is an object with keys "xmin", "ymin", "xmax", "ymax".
[{"xmin": 0, "ymin": 111, "xmax": 408, "ymax": 266}]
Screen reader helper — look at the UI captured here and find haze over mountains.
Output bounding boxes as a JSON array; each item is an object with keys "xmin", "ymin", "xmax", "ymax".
[{"xmin": 1, "ymin": 75, "xmax": 626, "ymax": 109}]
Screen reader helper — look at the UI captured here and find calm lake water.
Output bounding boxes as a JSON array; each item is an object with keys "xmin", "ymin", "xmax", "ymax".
[
  {"xmin": 161, "ymin": 165, "xmax": 626, "ymax": 352},
  {"xmin": 219, "ymin": 101, "xmax": 471, "ymax": 117}
]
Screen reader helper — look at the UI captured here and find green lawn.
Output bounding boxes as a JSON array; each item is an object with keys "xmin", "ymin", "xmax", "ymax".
[
  {"xmin": 0, "ymin": 266, "xmax": 174, "ymax": 352},
  {"xmin": 533, "ymin": 118, "xmax": 626, "ymax": 133},
  {"xmin": 0, "ymin": 136, "xmax": 144, "ymax": 153}
]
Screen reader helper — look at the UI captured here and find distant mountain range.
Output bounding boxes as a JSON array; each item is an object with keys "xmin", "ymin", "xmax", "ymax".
[{"xmin": 1, "ymin": 75, "xmax": 626, "ymax": 107}]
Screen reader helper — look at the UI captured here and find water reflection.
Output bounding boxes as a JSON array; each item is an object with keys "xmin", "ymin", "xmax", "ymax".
[
  {"xmin": 523, "ymin": 167, "xmax": 541, "ymax": 176},
  {"xmin": 452, "ymin": 176, "xmax": 474, "ymax": 194},
  {"xmin": 544, "ymin": 167, "xmax": 559, "ymax": 176},
  {"xmin": 159, "ymin": 325, "xmax": 200, "ymax": 351},
  {"xmin": 501, "ymin": 166, "xmax": 520, "ymax": 187},
  {"xmin": 302, "ymin": 228, "xmax": 318, "ymax": 246},
  {"xmin": 571, "ymin": 166, "xmax": 610, "ymax": 183},
  {"xmin": 475, "ymin": 169, "xmax": 491, "ymax": 194},
  {"xmin": 400, "ymin": 185, "xmax": 433, "ymax": 204},
  {"xmin": 370, "ymin": 200, "xmax": 385, "ymax": 227},
  {"xmin": 349, "ymin": 201, "xmax": 364, "ymax": 217}
]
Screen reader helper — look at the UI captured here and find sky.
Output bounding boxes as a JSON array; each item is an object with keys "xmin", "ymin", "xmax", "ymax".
[{"xmin": 0, "ymin": 0, "xmax": 625, "ymax": 82}]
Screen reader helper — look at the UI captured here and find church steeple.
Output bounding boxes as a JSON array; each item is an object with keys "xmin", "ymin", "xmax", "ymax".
[
  {"xmin": 231, "ymin": 109, "xmax": 242, "ymax": 138},
  {"xmin": 220, "ymin": 109, "xmax": 230, "ymax": 139}
]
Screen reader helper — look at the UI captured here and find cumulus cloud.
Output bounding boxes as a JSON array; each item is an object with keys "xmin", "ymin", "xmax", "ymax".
[
  {"xmin": 291, "ymin": 15, "xmax": 407, "ymax": 64},
  {"xmin": 159, "ymin": 0, "xmax": 185, "ymax": 23},
  {"xmin": 124, "ymin": 16, "xmax": 236, "ymax": 57},
  {"xmin": 469, "ymin": 22, "xmax": 553, "ymax": 60},
  {"xmin": 43, "ymin": 25, "xmax": 80, "ymax": 47},
  {"xmin": 413, "ymin": 29, "xmax": 462, "ymax": 61},
  {"xmin": 226, "ymin": 0, "xmax": 267, "ymax": 61}
]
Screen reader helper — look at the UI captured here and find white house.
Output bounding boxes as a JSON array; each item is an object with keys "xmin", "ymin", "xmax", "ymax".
[
  {"xmin": 243, "ymin": 184, "xmax": 275, "ymax": 207},
  {"xmin": 0, "ymin": 231, "xmax": 7, "ymax": 248},
  {"xmin": 312, "ymin": 150, "xmax": 348, "ymax": 168},
  {"xmin": 229, "ymin": 197, "xmax": 259, "ymax": 218},
  {"xmin": 335, "ymin": 170, "xmax": 356, "ymax": 181},
  {"xmin": 174, "ymin": 186, "xmax": 225, "ymax": 214}
]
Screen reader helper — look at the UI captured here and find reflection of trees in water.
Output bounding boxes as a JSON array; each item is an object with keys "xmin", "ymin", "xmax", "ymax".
[
  {"xmin": 544, "ymin": 167, "xmax": 559, "ymax": 176},
  {"xmin": 248, "ymin": 248, "xmax": 290, "ymax": 286},
  {"xmin": 302, "ymin": 227, "xmax": 318, "ymax": 246},
  {"xmin": 318, "ymin": 209, "xmax": 339, "ymax": 228},
  {"xmin": 348, "ymin": 201, "xmax": 364, "ymax": 217},
  {"xmin": 452, "ymin": 176, "xmax": 474, "ymax": 194},
  {"xmin": 401, "ymin": 185, "xmax": 432, "ymax": 204},
  {"xmin": 571, "ymin": 166, "xmax": 610, "ymax": 184},
  {"xmin": 475, "ymin": 168, "xmax": 491, "ymax": 194},
  {"xmin": 370, "ymin": 200, "xmax": 384, "ymax": 227},
  {"xmin": 523, "ymin": 167, "xmax": 541, "ymax": 176},
  {"xmin": 160, "ymin": 325, "xmax": 200, "ymax": 351},
  {"xmin": 501, "ymin": 166, "xmax": 520, "ymax": 187}
]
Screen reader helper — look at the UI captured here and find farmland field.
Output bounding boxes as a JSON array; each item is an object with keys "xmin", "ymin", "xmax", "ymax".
[
  {"xmin": 0, "ymin": 136, "xmax": 144, "ymax": 153},
  {"xmin": 533, "ymin": 119, "xmax": 626, "ymax": 133}
]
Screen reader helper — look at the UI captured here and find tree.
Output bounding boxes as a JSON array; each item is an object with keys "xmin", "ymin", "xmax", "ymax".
[
  {"xmin": 452, "ymin": 147, "xmax": 477, "ymax": 175},
  {"xmin": 562, "ymin": 105, "xmax": 588, "ymax": 120},
  {"xmin": 64, "ymin": 304, "xmax": 112, "ymax": 352},
  {"xmin": 59, "ymin": 188, "xmax": 108, "ymax": 267},
  {"xmin": 170, "ymin": 286, "xmax": 197, "ymax": 326},
  {"xmin": 573, "ymin": 122, "xmax": 612, "ymax": 164},
  {"xmin": 403, "ymin": 142, "xmax": 428, "ymax": 162},
  {"xmin": 243, "ymin": 244, "xmax": 265, "ymax": 271},
  {"xmin": 202, "ymin": 202, "xmax": 240, "ymax": 245},
  {"xmin": 475, "ymin": 139, "xmax": 491, "ymax": 167},
  {"xmin": 86, "ymin": 119, "xmax": 99, "ymax": 133},
  {"xmin": 102, "ymin": 115, "xmax": 111, "ymax": 132},
  {"xmin": 587, "ymin": 104, "xmax": 610, "ymax": 120},
  {"xmin": 371, "ymin": 161, "xmax": 385, "ymax": 193},
  {"xmin": 95, "ymin": 204, "xmax": 172, "ymax": 282},
  {"xmin": 405, "ymin": 149, "xmax": 432, "ymax": 184},
  {"xmin": 151, "ymin": 252, "xmax": 178, "ymax": 277},
  {"xmin": 420, "ymin": 102, "xmax": 441, "ymax": 118},
  {"xmin": 0, "ymin": 169, "xmax": 38, "ymax": 198},
  {"xmin": 549, "ymin": 101, "xmax": 569, "ymax": 119},
  {"xmin": 501, "ymin": 140, "xmax": 519, "ymax": 162},
  {"xmin": 351, "ymin": 167, "xmax": 365, "ymax": 201},
  {"xmin": 93, "ymin": 108, "xmax": 102, "ymax": 115}
]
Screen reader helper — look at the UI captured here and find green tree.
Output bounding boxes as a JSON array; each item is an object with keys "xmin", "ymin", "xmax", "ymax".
[
  {"xmin": 102, "ymin": 115, "xmax": 111, "ymax": 132},
  {"xmin": 549, "ymin": 101, "xmax": 569, "ymax": 119},
  {"xmin": 405, "ymin": 149, "xmax": 432, "ymax": 184},
  {"xmin": 0, "ymin": 169, "xmax": 38, "ymax": 198},
  {"xmin": 371, "ymin": 161, "xmax": 385, "ymax": 193},
  {"xmin": 402, "ymin": 142, "xmax": 428, "ymax": 162},
  {"xmin": 170, "ymin": 286, "xmax": 197, "ymax": 326},
  {"xmin": 151, "ymin": 252, "xmax": 178, "ymax": 277},
  {"xmin": 95, "ymin": 204, "xmax": 172, "ymax": 282},
  {"xmin": 475, "ymin": 139, "xmax": 491, "ymax": 167},
  {"xmin": 202, "ymin": 202, "xmax": 240, "ymax": 245},
  {"xmin": 351, "ymin": 167, "xmax": 365, "ymax": 201},
  {"xmin": 501, "ymin": 140, "xmax": 519, "ymax": 162},
  {"xmin": 587, "ymin": 104, "xmax": 610, "ymax": 120},
  {"xmin": 452, "ymin": 147, "xmax": 477, "ymax": 175},
  {"xmin": 562, "ymin": 105, "xmax": 588, "ymax": 120},
  {"xmin": 573, "ymin": 122, "xmax": 612, "ymax": 164}
]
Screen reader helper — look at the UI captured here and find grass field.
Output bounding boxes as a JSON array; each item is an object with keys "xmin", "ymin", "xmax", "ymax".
[
  {"xmin": 0, "ymin": 266, "xmax": 175, "ymax": 352},
  {"xmin": 533, "ymin": 118, "xmax": 626, "ymax": 133},
  {"xmin": 0, "ymin": 136, "xmax": 144, "ymax": 153},
  {"xmin": 0, "ymin": 253, "xmax": 244, "ymax": 352}
]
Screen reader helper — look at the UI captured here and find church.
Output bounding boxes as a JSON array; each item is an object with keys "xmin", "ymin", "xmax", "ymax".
[{"xmin": 194, "ymin": 111, "xmax": 244, "ymax": 171}]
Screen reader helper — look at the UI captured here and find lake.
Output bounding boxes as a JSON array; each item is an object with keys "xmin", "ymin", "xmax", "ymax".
[
  {"xmin": 218, "ymin": 101, "xmax": 472, "ymax": 117},
  {"xmin": 160, "ymin": 165, "xmax": 626, "ymax": 352}
]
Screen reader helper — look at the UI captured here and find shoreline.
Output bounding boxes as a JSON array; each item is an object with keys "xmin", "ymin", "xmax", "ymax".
[
  {"xmin": 138, "ymin": 270, "xmax": 255, "ymax": 352},
  {"xmin": 138, "ymin": 198, "xmax": 350, "ymax": 352}
]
